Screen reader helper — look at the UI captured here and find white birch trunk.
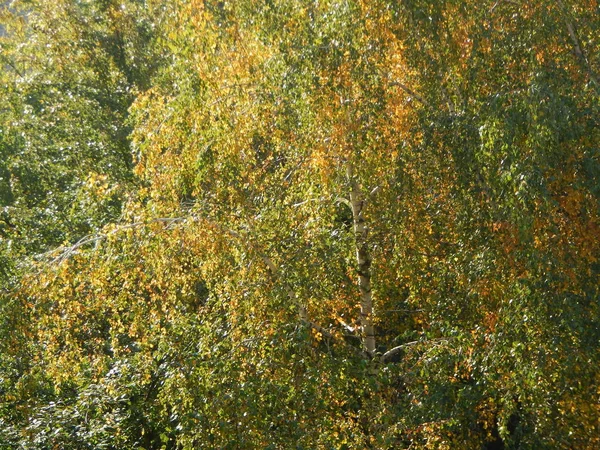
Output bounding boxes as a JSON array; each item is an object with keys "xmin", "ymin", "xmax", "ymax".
[{"xmin": 347, "ymin": 163, "xmax": 376, "ymax": 356}]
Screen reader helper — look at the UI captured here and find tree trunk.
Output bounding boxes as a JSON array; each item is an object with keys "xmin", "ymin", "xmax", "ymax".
[{"xmin": 347, "ymin": 163, "xmax": 376, "ymax": 356}]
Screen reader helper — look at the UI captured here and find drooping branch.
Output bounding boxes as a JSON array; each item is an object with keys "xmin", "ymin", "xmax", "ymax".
[
  {"xmin": 36, "ymin": 211, "xmax": 377, "ymax": 358},
  {"xmin": 37, "ymin": 213, "xmax": 310, "ymax": 325},
  {"xmin": 37, "ymin": 217, "xmax": 186, "ymax": 265}
]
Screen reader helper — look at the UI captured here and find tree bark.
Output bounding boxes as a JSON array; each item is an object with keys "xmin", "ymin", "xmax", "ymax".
[{"xmin": 347, "ymin": 163, "xmax": 376, "ymax": 356}]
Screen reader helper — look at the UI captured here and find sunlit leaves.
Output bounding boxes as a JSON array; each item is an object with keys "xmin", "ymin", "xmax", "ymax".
[{"xmin": 1, "ymin": 0, "xmax": 599, "ymax": 448}]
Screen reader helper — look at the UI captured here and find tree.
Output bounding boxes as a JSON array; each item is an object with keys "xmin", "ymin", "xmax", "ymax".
[
  {"xmin": 2, "ymin": 0, "xmax": 599, "ymax": 448},
  {"xmin": 0, "ymin": 0, "xmax": 169, "ymax": 275}
]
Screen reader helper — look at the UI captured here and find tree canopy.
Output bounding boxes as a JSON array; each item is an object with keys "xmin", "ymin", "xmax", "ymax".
[{"xmin": 1, "ymin": 0, "xmax": 598, "ymax": 448}]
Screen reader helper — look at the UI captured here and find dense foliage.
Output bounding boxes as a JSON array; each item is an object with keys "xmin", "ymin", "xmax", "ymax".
[{"xmin": 1, "ymin": 0, "xmax": 598, "ymax": 448}]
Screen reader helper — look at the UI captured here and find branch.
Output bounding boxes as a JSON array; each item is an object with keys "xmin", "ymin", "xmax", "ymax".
[
  {"xmin": 1, "ymin": 55, "xmax": 25, "ymax": 79},
  {"xmin": 36, "ymin": 217, "xmax": 187, "ymax": 264},
  {"xmin": 490, "ymin": 0, "xmax": 519, "ymax": 13},
  {"xmin": 381, "ymin": 338, "xmax": 449, "ymax": 364},
  {"xmin": 389, "ymin": 81, "xmax": 431, "ymax": 108},
  {"xmin": 334, "ymin": 196, "xmax": 352, "ymax": 210},
  {"xmin": 34, "ymin": 213, "xmax": 374, "ymax": 359},
  {"xmin": 557, "ymin": 0, "xmax": 598, "ymax": 88},
  {"xmin": 336, "ymin": 317, "xmax": 357, "ymax": 333},
  {"xmin": 304, "ymin": 320, "xmax": 368, "ymax": 359}
]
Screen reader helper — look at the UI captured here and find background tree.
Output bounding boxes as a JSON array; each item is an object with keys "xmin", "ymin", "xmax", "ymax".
[{"xmin": 0, "ymin": 0, "xmax": 169, "ymax": 446}]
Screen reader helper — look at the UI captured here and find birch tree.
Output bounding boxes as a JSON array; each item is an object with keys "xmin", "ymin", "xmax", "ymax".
[{"xmin": 2, "ymin": 0, "xmax": 599, "ymax": 448}]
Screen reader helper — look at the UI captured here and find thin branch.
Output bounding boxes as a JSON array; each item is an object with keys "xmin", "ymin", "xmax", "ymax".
[
  {"xmin": 1, "ymin": 55, "xmax": 25, "ymax": 79},
  {"xmin": 490, "ymin": 0, "xmax": 518, "ymax": 13},
  {"xmin": 305, "ymin": 320, "xmax": 368, "ymax": 359},
  {"xmin": 389, "ymin": 81, "xmax": 431, "ymax": 108},
  {"xmin": 36, "ymin": 217, "xmax": 186, "ymax": 264},
  {"xmin": 381, "ymin": 338, "xmax": 449, "ymax": 363},
  {"xmin": 334, "ymin": 196, "xmax": 352, "ymax": 210},
  {"xmin": 336, "ymin": 317, "xmax": 357, "ymax": 333}
]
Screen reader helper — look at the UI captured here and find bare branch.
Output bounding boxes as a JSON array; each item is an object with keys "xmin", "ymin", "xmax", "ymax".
[{"xmin": 490, "ymin": 0, "xmax": 518, "ymax": 14}]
